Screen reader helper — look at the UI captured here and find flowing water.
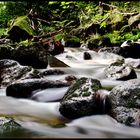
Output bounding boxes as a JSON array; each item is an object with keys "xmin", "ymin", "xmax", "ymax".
[{"xmin": 0, "ymin": 48, "xmax": 140, "ymax": 138}]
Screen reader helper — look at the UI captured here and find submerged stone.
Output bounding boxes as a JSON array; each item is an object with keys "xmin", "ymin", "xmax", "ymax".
[
  {"xmin": 0, "ymin": 117, "xmax": 21, "ymax": 134},
  {"xmin": 6, "ymin": 79, "xmax": 70, "ymax": 98}
]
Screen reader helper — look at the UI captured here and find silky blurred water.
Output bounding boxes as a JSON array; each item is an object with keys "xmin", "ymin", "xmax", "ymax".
[{"xmin": 0, "ymin": 49, "xmax": 140, "ymax": 138}]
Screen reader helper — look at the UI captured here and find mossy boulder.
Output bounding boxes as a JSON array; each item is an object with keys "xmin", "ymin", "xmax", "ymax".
[
  {"xmin": 110, "ymin": 11, "xmax": 126, "ymax": 30},
  {"xmin": 113, "ymin": 106, "xmax": 140, "ymax": 127},
  {"xmin": 87, "ymin": 35, "xmax": 112, "ymax": 50},
  {"xmin": 59, "ymin": 77, "xmax": 112, "ymax": 119},
  {"xmin": 62, "ymin": 35, "xmax": 80, "ymax": 47},
  {"xmin": 7, "ymin": 16, "xmax": 35, "ymax": 42}
]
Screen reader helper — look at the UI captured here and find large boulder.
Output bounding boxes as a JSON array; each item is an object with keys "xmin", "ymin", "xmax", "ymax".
[
  {"xmin": 108, "ymin": 79, "xmax": 140, "ymax": 127},
  {"xmin": 7, "ymin": 16, "xmax": 34, "ymax": 42},
  {"xmin": 0, "ymin": 59, "xmax": 42, "ymax": 88},
  {"xmin": 113, "ymin": 106, "xmax": 140, "ymax": 127},
  {"xmin": 59, "ymin": 77, "xmax": 112, "ymax": 119},
  {"xmin": 109, "ymin": 79, "xmax": 140, "ymax": 108},
  {"xmin": 12, "ymin": 43, "xmax": 49, "ymax": 69},
  {"xmin": 120, "ymin": 41, "xmax": 140, "ymax": 59}
]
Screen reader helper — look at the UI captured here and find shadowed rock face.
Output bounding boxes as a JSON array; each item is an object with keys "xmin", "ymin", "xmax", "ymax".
[
  {"xmin": 12, "ymin": 43, "xmax": 49, "ymax": 69},
  {"xmin": 59, "ymin": 77, "xmax": 112, "ymax": 119},
  {"xmin": 0, "ymin": 43, "xmax": 48, "ymax": 69},
  {"xmin": 104, "ymin": 61, "xmax": 137, "ymax": 80}
]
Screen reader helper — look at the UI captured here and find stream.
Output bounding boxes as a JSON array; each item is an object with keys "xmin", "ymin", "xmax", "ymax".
[{"xmin": 0, "ymin": 48, "xmax": 140, "ymax": 138}]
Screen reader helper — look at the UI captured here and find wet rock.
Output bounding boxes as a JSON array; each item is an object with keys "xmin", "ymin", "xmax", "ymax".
[
  {"xmin": 98, "ymin": 47, "xmax": 122, "ymax": 54},
  {"xmin": 48, "ymin": 54, "xmax": 69, "ymax": 67},
  {"xmin": 99, "ymin": 40, "xmax": 140, "ymax": 59},
  {"xmin": 128, "ymin": 13, "xmax": 140, "ymax": 28},
  {"xmin": 41, "ymin": 69, "xmax": 66, "ymax": 76},
  {"xmin": 83, "ymin": 52, "xmax": 92, "ymax": 60},
  {"xmin": 109, "ymin": 79, "xmax": 140, "ymax": 108},
  {"xmin": 0, "ymin": 117, "xmax": 21, "ymax": 129},
  {"xmin": 0, "ymin": 44, "xmax": 14, "ymax": 60},
  {"xmin": 104, "ymin": 60, "xmax": 137, "ymax": 80},
  {"xmin": 125, "ymin": 58, "xmax": 140, "ymax": 68},
  {"xmin": 112, "ymin": 106, "xmax": 140, "ymax": 127},
  {"xmin": 0, "ymin": 59, "xmax": 42, "ymax": 88},
  {"xmin": 6, "ymin": 79, "xmax": 70, "ymax": 98},
  {"xmin": 87, "ymin": 36, "xmax": 112, "ymax": 50},
  {"xmin": 121, "ymin": 42, "xmax": 140, "ymax": 59},
  {"xmin": 0, "ymin": 117, "xmax": 22, "ymax": 136},
  {"xmin": 59, "ymin": 77, "xmax": 112, "ymax": 119},
  {"xmin": 39, "ymin": 38, "xmax": 64, "ymax": 55}
]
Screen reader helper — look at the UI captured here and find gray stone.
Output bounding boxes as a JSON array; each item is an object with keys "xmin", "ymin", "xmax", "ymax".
[
  {"xmin": 104, "ymin": 61, "xmax": 137, "ymax": 80},
  {"xmin": 109, "ymin": 79, "xmax": 140, "ymax": 108},
  {"xmin": 0, "ymin": 59, "xmax": 42, "ymax": 88},
  {"xmin": 112, "ymin": 106, "xmax": 140, "ymax": 127},
  {"xmin": 59, "ymin": 77, "xmax": 112, "ymax": 119}
]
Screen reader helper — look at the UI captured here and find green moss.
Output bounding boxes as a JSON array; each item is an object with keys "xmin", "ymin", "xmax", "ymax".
[
  {"xmin": 71, "ymin": 93, "xmax": 79, "ymax": 97},
  {"xmin": 82, "ymin": 92, "xmax": 91, "ymax": 97},
  {"xmin": 19, "ymin": 39, "xmax": 33, "ymax": 47},
  {"xmin": 126, "ymin": 99, "xmax": 137, "ymax": 108},
  {"xmin": 0, "ymin": 28, "xmax": 7, "ymax": 36},
  {"xmin": 54, "ymin": 33, "xmax": 64, "ymax": 41},
  {"xmin": 8, "ymin": 16, "xmax": 35, "ymax": 36},
  {"xmin": 64, "ymin": 35, "xmax": 80, "ymax": 43},
  {"xmin": 110, "ymin": 12, "xmax": 124, "ymax": 24}
]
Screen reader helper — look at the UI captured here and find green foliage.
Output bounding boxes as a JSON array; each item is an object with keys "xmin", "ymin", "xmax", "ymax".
[
  {"xmin": 42, "ymin": 26, "xmax": 55, "ymax": 33},
  {"xmin": 105, "ymin": 31, "xmax": 122, "ymax": 45},
  {"xmin": 19, "ymin": 39, "xmax": 33, "ymax": 47},
  {"xmin": 54, "ymin": 34, "xmax": 64, "ymax": 41},
  {"xmin": 0, "ymin": 28, "xmax": 7, "ymax": 36}
]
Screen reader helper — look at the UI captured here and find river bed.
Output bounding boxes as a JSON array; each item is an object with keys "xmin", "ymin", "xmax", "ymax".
[{"xmin": 0, "ymin": 48, "xmax": 140, "ymax": 138}]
